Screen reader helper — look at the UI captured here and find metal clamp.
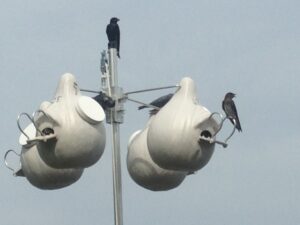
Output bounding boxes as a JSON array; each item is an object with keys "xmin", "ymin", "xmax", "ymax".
[
  {"xmin": 199, "ymin": 112, "xmax": 237, "ymax": 148},
  {"xmin": 4, "ymin": 149, "xmax": 23, "ymax": 176}
]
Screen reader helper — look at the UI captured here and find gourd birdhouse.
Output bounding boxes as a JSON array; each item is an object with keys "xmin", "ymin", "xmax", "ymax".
[{"xmin": 147, "ymin": 77, "xmax": 219, "ymax": 173}]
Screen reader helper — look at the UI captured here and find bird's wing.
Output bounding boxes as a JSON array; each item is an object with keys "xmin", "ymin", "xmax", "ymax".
[
  {"xmin": 106, "ymin": 25, "xmax": 110, "ymax": 35},
  {"xmin": 223, "ymin": 99, "xmax": 235, "ymax": 117},
  {"xmin": 150, "ymin": 93, "xmax": 173, "ymax": 108},
  {"xmin": 116, "ymin": 25, "xmax": 120, "ymax": 52},
  {"xmin": 231, "ymin": 101, "xmax": 242, "ymax": 131},
  {"xmin": 227, "ymin": 100, "xmax": 242, "ymax": 131},
  {"xmin": 138, "ymin": 105, "xmax": 146, "ymax": 110},
  {"xmin": 138, "ymin": 93, "xmax": 173, "ymax": 110},
  {"xmin": 230, "ymin": 101, "xmax": 239, "ymax": 119}
]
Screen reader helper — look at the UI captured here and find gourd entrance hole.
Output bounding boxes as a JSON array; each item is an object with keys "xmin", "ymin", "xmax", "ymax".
[
  {"xmin": 42, "ymin": 128, "xmax": 54, "ymax": 135},
  {"xmin": 200, "ymin": 130, "xmax": 212, "ymax": 138}
]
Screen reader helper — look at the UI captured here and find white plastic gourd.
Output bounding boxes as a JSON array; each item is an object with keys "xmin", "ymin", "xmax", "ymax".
[
  {"xmin": 147, "ymin": 77, "xmax": 219, "ymax": 172},
  {"xmin": 35, "ymin": 73, "xmax": 106, "ymax": 169},
  {"xmin": 19, "ymin": 123, "xmax": 84, "ymax": 190},
  {"xmin": 127, "ymin": 117, "xmax": 187, "ymax": 191}
]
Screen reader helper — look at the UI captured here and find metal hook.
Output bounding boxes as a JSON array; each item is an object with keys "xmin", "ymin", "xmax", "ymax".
[
  {"xmin": 223, "ymin": 117, "xmax": 237, "ymax": 144},
  {"xmin": 17, "ymin": 112, "xmax": 43, "ymax": 138},
  {"xmin": 30, "ymin": 109, "xmax": 57, "ymax": 143},
  {"xmin": 32, "ymin": 109, "xmax": 55, "ymax": 136},
  {"xmin": 32, "ymin": 109, "xmax": 50, "ymax": 121},
  {"xmin": 4, "ymin": 149, "xmax": 21, "ymax": 175},
  {"xmin": 199, "ymin": 112, "xmax": 237, "ymax": 148},
  {"xmin": 17, "ymin": 112, "xmax": 34, "ymax": 140},
  {"xmin": 210, "ymin": 113, "xmax": 226, "ymax": 140}
]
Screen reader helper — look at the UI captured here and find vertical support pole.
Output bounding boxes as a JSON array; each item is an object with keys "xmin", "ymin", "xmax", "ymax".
[{"xmin": 107, "ymin": 47, "xmax": 123, "ymax": 225}]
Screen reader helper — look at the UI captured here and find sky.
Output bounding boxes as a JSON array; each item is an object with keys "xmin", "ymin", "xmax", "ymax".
[{"xmin": 1, "ymin": 0, "xmax": 300, "ymax": 225}]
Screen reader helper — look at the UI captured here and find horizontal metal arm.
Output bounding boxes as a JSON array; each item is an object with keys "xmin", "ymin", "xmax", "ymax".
[
  {"xmin": 125, "ymin": 85, "xmax": 179, "ymax": 95},
  {"xmin": 126, "ymin": 97, "xmax": 160, "ymax": 110},
  {"xmin": 26, "ymin": 133, "xmax": 57, "ymax": 145},
  {"xmin": 80, "ymin": 85, "xmax": 179, "ymax": 96},
  {"xmin": 80, "ymin": 88, "xmax": 101, "ymax": 94}
]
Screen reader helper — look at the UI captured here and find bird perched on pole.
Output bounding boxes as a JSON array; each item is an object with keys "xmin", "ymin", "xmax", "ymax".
[
  {"xmin": 93, "ymin": 92, "xmax": 115, "ymax": 110},
  {"xmin": 106, "ymin": 17, "xmax": 120, "ymax": 58},
  {"xmin": 222, "ymin": 92, "xmax": 242, "ymax": 132}
]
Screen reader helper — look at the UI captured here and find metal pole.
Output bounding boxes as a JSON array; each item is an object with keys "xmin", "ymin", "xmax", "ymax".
[{"xmin": 108, "ymin": 47, "xmax": 123, "ymax": 225}]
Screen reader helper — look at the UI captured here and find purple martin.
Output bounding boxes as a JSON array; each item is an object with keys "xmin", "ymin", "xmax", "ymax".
[
  {"xmin": 222, "ymin": 92, "xmax": 242, "ymax": 132},
  {"xmin": 138, "ymin": 93, "xmax": 173, "ymax": 115},
  {"xmin": 138, "ymin": 93, "xmax": 173, "ymax": 110},
  {"xmin": 106, "ymin": 17, "xmax": 120, "ymax": 58},
  {"xmin": 93, "ymin": 92, "xmax": 115, "ymax": 110}
]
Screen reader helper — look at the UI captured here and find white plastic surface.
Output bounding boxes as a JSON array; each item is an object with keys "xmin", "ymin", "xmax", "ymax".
[
  {"xmin": 147, "ymin": 77, "xmax": 219, "ymax": 172},
  {"xmin": 34, "ymin": 73, "xmax": 106, "ymax": 169},
  {"xmin": 19, "ymin": 123, "xmax": 84, "ymax": 190},
  {"xmin": 128, "ymin": 130, "xmax": 141, "ymax": 144},
  {"xmin": 127, "ymin": 118, "xmax": 187, "ymax": 191},
  {"xmin": 21, "ymin": 144, "xmax": 84, "ymax": 190},
  {"xmin": 19, "ymin": 123, "xmax": 36, "ymax": 146},
  {"xmin": 76, "ymin": 96, "xmax": 105, "ymax": 124}
]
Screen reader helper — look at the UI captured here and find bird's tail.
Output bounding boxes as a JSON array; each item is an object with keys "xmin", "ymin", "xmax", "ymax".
[
  {"xmin": 149, "ymin": 109, "xmax": 159, "ymax": 115},
  {"xmin": 235, "ymin": 119, "xmax": 242, "ymax": 132},
  {"xmin": 230, "ymin": 117, "xmax": 242, "ymax": 132},
  {"xmin": 138, "ymin": 105, "xmax": 147, "ymax": 110}
]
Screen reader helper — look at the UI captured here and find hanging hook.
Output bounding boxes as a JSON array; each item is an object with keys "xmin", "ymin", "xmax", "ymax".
[
  {"xmin": 32, "ymin": 109, "xmax": 53, "ymax": 135},
  {"xmin": 199, "ymin": 112, "xmax": 237, "ymax": 148},
  {"xmin": 29, "ymin": 109, "xmax": 57, "ymax": 143},
  {"xmin": 210, "ymin": 112, "xmax": 226, "ymax": 140},
  {"xmin": 4, "ymin": 149, "xmax": 22, "ymax": 176},
  {"xmin": 17, "ymin": 112, "xmax": 43, "ymax": 139},
  {"xmin": 17, "ymin": 112, "xmax": 34, "ymax": 140},
  {"xmin": 223, "ymin": 116, "xmax": 237, "ymax": 144}
]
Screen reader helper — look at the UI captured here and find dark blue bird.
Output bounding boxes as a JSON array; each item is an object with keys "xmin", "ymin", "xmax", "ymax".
[
  {"xmin": 106, "ymin": 17, "xmax": 120, "ymax": 58},
  {"xmin": 222, "ymin": 92, "xmax": 242, "ymax": 132},
  {"xmin": 138, "ymin": 93, "xmax": 173, "ymax": 115},
  {"xmin": 93, "ymin": 92, "xmax": 115, "ymax": 110}
]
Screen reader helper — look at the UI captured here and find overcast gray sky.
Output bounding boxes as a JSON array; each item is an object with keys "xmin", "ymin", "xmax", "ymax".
[{"xmin": 1, "ymin": 1, "xmax": 300, "ymax": 225}]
